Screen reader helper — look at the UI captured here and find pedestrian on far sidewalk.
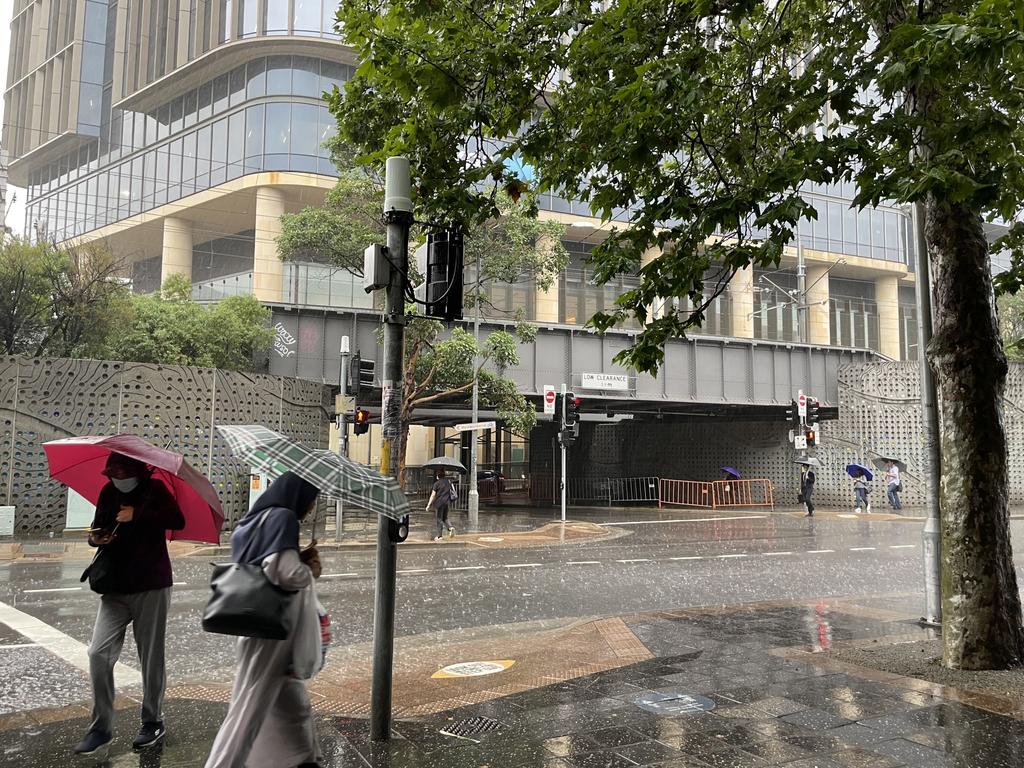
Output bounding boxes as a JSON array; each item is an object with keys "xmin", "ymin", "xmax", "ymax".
[
  {"xmin": 885, "ymin": 460, "xmax": 903, "ymax": 510},
  {"xmin": 801, "ymin": 465, "xmax": 816, "ymax": 517},
  {"xmin": 74, "ymin": 453, "xmax": 185, "ymax": 756},
  {"xmin": 427, "ymin": 469, "xmax": 456, "ymax": 541},
  {"xmin": 205, "ymin": 472, "xmax": 323, "ymax": 768}
]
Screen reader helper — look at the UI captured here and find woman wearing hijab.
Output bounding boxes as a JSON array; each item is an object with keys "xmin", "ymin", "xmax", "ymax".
[{"xmin": 205, "ymin": 472, "xmax": 323, "ymax": 768}]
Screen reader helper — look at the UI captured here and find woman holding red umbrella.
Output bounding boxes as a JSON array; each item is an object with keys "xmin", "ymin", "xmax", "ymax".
[{"xmin": 73, "ymin": 452, "xmax": 185, "ymax": 757}]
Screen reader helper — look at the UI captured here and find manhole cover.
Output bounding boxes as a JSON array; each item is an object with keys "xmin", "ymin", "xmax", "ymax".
[
  {"xmin": 439, "ymin": 716, "xmax": 501, "ymax": 739},
  {"xmin": 633, "ymin": 691, "xmax": 716, "ymax": 716}
]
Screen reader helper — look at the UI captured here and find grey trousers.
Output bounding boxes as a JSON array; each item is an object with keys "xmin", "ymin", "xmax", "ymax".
[{"xmin": 88, "ymin": 588, "xmax": 171, "ymax": 734}]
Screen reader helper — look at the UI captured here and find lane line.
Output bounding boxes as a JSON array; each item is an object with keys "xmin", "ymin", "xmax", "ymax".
[
  {"xmin": 763, "ymin": 551, "xmax": 793, "ymax": 556},
  {"xmin": 397, "ymin": 569, "xmax": 430, "ymax": 574},
  {"xmin": 567, "ymin": 561, "xmax": 600, "ymax": 566},
  {"xmin": 445, "ymin": 566, "xmax": 485, "ymax": 571},
  {"xmin": 602, "ymin": 516, "xmax": 766, "ymax": 526},
  {"xmin": 670, "ymin": 556, "xmax": 704, "ymax": 561},
  {"xmin": 850, "ymin": 547, "xmax": 877, "ymax": 552},
  {"xmin": 0, "ymin": 643, "xmax": 39, "ymax": 649},
  {"xmin": 0, "ymin": 600, "xmax": 141, "ymax": 686},
  {"xmin": 808, "ymin": 549, "xmax": 836, "ymax": 554},
  {"xmin": 320, "ymin": 573, "xmax": 358, "ymax": 579},
  {"xmin": 616, "ymin": 558, "xmax": 652, "ymax": 564},
  {"xmin": 716, "ymin": 554, "xmax": 747, "ymax": 559},
  {"xmin": 504, "ymin": 563, "xmax": 541, "ymax": 569},
  {"xmin": 890, "ymin": 544, "xmax": 916, "ymax": 549},
  {"xmin": 23, "ymin": 587, "xmax": 82, "ymax": 594}
]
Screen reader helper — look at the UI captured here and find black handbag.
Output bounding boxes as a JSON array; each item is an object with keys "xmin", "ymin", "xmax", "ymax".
[
  {"xmin": 202, "ymin": 562, "xmax": 295, "ymax": 639},
  {"xmin": 80, "ymin": 547, "xmax": 119, "ymax": 594},
  {"xmin": 202, "ymin": 510, "xmax": 296, "ymax": 640}
]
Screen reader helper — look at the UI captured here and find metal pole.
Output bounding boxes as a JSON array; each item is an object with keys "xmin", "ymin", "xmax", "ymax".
[
  {"xmin": 912, "ymin": 201, "xmax": 942, "ymax": 625},
  {"xmin": 796, "ymin": 235, "xmax": 808, "ymax": 344},
  {"xmin": 467, "ymin": 246, "xmax": 481, "ymax": 527},
  {"xmin": 560, "ymin": 383, "xmax": 567, "ymax": 523},
  {"xmin": 336, "ymin": 335, "xmax": 349, "ymax": 541},
  {"xmin": 370, "ymin": 157, "xmax": 413, "ymax": 742}
]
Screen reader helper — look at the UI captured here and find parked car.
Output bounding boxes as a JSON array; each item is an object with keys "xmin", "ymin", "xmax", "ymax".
[{"xmin": 477, "ymin": 469, "xmax": 505, "ymax": 497}]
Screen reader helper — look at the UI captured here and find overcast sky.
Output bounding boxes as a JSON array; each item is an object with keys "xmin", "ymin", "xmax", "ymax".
[{"xmin": 1, "ymin": 3, "xmax": 26, "ymax": 234}]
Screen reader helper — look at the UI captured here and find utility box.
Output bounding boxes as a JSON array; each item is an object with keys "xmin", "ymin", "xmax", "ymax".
[
  {"xmin": 66, "ymin": 490, "xmax": 95, "ymax": 530},
  {"xmin": 363, "ymin": 244, "xmax": 390, "ymax": 293},
  {"xmin": 0, "ymin": 506, "xmax": 13, "ymax": 537}
]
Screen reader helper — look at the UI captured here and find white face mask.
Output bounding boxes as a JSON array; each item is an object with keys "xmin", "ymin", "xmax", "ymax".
[{"xmin": 111, "ymin": 477, "xmax": 139, "ymax": 493}]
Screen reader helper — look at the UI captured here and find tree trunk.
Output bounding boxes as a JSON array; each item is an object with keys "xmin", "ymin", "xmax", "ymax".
[{"xmin": 927, "ymin": 197, "xmax": 1024, "ymax": 669}]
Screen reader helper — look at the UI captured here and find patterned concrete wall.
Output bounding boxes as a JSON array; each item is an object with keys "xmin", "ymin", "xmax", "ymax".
[
  {"xmin": 531, "ymin": 361, "xmax": 1024, "ymax": 510},
  {"xmin": 1, "ymin": 357, "xmax": 329, "ymax": 534}
]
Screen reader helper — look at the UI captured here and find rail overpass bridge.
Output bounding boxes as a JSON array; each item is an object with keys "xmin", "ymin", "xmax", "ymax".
[{"xmin": 266, "ymin": 305, "xmax": 878, "ymax": 420}]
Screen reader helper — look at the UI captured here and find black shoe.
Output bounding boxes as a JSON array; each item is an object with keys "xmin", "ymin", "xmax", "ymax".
[
  {"xmin": 133, "ymin": 721, "xmax": 166, "ymax": 750},
  {"xmin": 74, "ymin": 730, "xmax": 111, "ymax": 755}
]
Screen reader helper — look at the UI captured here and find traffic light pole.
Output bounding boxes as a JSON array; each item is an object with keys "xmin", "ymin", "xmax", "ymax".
[
  {"xmin": 370, "ymin": 157, "xmax": 413, "ymax": 742},
  {"xmin": 560, "ymin": 384, "xmax": 567, "ymax": 523},
  {"xmin": 336, "ymin": 335, "xmax": 349, "ymax": 542}
]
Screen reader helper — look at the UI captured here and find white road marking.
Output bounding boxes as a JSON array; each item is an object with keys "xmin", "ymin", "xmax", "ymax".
[
  {"xmin": 0, "ymin": 643, "xmax": 39, "ymax": 649},
  {"xmin": 23, "ymin": 587, "xmax": 82, "ymax": 594},
  {"xmin": 173, "ymin": 581, "xmax": 188, "ymax": 586},
  {"xmin": 504, "ymin": 563, "xmax": 541, "ymax": 569},
  {"xmin": 0, "ymin": 600, "xmax": 141, "ymax": 686},
  {"xmin": 567, "ymin": 561, "xmax": 601, "ymax": 566},
  {"xmin": 890, "ymin": 544, "xmax": 916, "ymax": 549},
  {"xmin": 602, "ymin": 516, "xmax": 766, "ymax": 526},
  {"xmin": 808, "ymin": 549, "xmax": 836, "ymax": 554},
  {"xmin": 616, "ymin": 558, "xmax": 651, "ymax": 564},
  {"xmin": 445, "ymin": 566, "xmax": 485, "ymax": 571},
  {"xmin": 716, "ymin": 554, "xmax": 747, "ymax": 559},
  {"xmin": 319, "ymin": 573, "xmax": 358, "ymax": 579},
  {"xmin": 850, "ymin": 547, "xmax": 877, "ymax": 551},
  {"xmin": 397, "ymin": 568, "xmax": 430, "ymax": 574},
  {"xmin": 763, "ymin": 551, "xmax": 793, "ymax": 556},
  {"xmin": 670, "ymin": 556, "xmax": 704, "ymax": 561}
]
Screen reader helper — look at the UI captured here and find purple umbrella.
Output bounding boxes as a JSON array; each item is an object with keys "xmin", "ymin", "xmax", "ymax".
[{"xmin": 721, "ymin": 467, "xmax": 741, "ymax": 479}]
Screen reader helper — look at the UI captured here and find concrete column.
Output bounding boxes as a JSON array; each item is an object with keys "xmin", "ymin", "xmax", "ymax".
[
  {"xmin": 806, "ymin": 265, "xmax": 831, "ymax": 345},
  {"xmin": 535, "ymin": 235, "xmax": 561, "ymax": 323},
  {"xmin": 640, "ymin": 246, "xmax": 662, "ymax": 320},
  {"xmin": 729, "ymin": 265, "xmax": 755, "ymax": 338},
  {"xmin": 160, "ymin": 216, "xmax": 193, "ymax": 287},
  {"xmin": 875, "ymin": 274, "xmax": 901, "ymax": 359},
  {"xmin": 253, "ymin": 186, "xmax": 287, "ymax": 302}
]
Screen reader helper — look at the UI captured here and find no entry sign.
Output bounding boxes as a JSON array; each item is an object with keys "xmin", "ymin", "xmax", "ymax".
[{"xmin": 543, "ymin": 385, "xmax": 556, "ymax": 415}]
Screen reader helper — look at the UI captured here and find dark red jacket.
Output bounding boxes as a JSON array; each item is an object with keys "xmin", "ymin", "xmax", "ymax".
[{"xmin": 90, "ymin": 478, "xmax": 185, "ymax": 593}]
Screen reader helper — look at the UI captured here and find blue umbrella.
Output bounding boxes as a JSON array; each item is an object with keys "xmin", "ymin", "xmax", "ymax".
[
  {"xmin": 721, "ymin": 467, "xmax": 741, "ymax": 478},
  {"xmin": 846, "ymin": 463, "xmax": 873, "ymax": 481}
]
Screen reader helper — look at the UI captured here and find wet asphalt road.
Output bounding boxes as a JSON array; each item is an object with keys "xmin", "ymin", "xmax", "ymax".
[{"xmin": 3, "ymin": 509, "xmax": 1024, "ymax": 689}]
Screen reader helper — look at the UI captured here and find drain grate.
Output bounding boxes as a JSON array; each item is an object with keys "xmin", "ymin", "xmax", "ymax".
[{"xmin": 439, "ymin": 716, "xmax": 502, "ymax": 739}]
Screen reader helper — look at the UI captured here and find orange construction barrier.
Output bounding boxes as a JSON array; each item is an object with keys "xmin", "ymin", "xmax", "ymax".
[{"xmin": 659, "ymin": 478, "xmax": 774, "ymax": 510}]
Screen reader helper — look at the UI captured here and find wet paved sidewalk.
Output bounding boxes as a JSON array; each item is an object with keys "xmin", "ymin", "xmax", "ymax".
[{"xmin": 4, "ymin": 594, "xmax": 1024, "ymax": 767}]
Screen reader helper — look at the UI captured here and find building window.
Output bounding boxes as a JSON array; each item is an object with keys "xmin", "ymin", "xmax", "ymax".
[
  {"xmin": 294, "ymin": 0, "xmax": 321, "ymax": 33},
  {"xmin": 559, "ymin": 241, "xmax": 640, "ymax": 329},
  {"xmin": 266, "ymin": 0, "xmax": 290, "ymax": 34},
  {"xmin": 753, "ymin": 269, "xmax": 798, "ymax": 342},
  {"xmin": 830, "ymin": 278, "xmax": 879, "ymax": 351}
]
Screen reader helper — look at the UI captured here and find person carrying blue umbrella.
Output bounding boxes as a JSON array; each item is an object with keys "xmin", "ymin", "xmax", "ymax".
[{"xmin": 847, "ymin": 464, "xmax": 873, "ymax": 514}]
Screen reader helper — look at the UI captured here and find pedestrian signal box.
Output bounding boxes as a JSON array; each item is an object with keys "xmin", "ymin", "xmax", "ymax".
[
  {"xmin": 564, "ymin": 393, "xmax": 580, "ymax": 426},
  {"xmin": 353, "ymin": 409, "xmax": 371, "ymax": 435},
  {"xmin": 805, "ymin": 428, "xmax": 816, "ymax": 447}
]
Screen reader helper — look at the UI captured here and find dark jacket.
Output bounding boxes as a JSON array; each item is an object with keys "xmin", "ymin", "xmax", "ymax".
[{"xmin": 90, "ymin": 478, "xmax": 185, "ymax": 593}]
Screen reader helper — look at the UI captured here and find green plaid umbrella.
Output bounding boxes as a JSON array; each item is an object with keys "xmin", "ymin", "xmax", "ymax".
[{"xmin": 216, "ymin": 424, "xmax": 410, "ymax": 520}]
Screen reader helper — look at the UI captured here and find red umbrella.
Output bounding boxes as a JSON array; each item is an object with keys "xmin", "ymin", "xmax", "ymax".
[{"xmin": 43, "ymin": 434, "xmax": 224, "ymax": 544}]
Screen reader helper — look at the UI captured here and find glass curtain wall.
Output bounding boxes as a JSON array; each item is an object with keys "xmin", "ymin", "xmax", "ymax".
[{"xmin": 559, "ymin": 241, "xmax": 641, "ymax": 330}]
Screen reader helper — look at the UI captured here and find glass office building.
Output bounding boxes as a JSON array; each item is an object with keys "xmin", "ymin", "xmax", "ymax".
[{"xmin": 4, "ymin": 0, "xmax": 915, "ymax": 361}]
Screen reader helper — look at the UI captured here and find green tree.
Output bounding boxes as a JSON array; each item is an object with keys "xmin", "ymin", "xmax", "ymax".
[
  {"xmin": 0, "ymin": 236, "xmax": 130, "ymax": 358},
  {"xmin": 108, "ymin": 274, "xmax": 274, "ymax": 371},
  {"xmin": 334, "ymin": 0, "xmax": 1024, "ymax": 668},
  {"xmin": 997, "ymin": 293, "xmax": 1024, "ymax": 361},
  {"xmin": 395, "ymin": 315, "xmax": 535, "ymax": 483}
]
